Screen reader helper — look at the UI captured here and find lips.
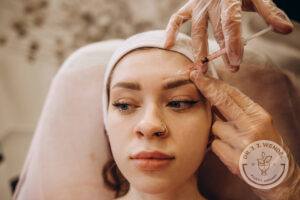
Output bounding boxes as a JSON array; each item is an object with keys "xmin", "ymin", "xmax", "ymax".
[{"xmin": 130, "ymin": 151, "xmax": 175, "ymax": 171}]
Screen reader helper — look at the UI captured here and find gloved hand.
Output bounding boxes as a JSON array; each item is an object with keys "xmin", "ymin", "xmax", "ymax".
[
  {"xmin": 190, "ymin": 69, "xmax": 300, "ymax": 199},
  {"xmin": 165, "ymin": 0, "xmax": 294, "ymax": 72}
]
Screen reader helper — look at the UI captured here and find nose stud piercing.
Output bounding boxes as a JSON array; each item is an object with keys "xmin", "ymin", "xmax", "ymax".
[{"xmin": 155, "ymin": 123, "xmax": 167, "ymax": 137}]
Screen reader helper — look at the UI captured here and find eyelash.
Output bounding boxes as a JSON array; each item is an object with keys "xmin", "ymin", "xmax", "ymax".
[
  {"xmin": 112, "ymin": 102, "xmax": 137, "ymax": 113},
  {"xmin": 112, "ymin": 99, "xmax": 199, "ymax": 113},
  {"xmin": 167, "ymin": 100, "xmax": 199, "ymax": 110}
]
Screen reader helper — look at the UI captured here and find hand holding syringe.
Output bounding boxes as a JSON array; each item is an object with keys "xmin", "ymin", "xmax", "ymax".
[{"xmin": 192, "ymin": 26, "xmax": 273, "ymax": 71}]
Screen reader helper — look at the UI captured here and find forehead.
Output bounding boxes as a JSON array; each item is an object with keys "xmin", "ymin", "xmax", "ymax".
[{"xmin": 110, "ymin": 48, "xmax": 192, "ymax": 84}]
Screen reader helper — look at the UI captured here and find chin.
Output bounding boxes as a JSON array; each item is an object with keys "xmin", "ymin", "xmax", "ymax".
[{"xmin": 130, "ymin": 176, "xmax": 175, "ymax": 194}]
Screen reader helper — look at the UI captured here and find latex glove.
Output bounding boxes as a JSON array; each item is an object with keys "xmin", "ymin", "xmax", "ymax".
[
  {"xmin": 190, "ymin": 69, "xmax": 300, "ymax": 200},
  {"xmin": 165, "ymin": 0, "xmax": 294, "ymax": 72}
]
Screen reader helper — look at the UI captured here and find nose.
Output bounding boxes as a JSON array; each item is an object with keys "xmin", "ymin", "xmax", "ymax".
[{"xmin": 134, "ymin": 105, "xmax": 168, "ymax": 139}]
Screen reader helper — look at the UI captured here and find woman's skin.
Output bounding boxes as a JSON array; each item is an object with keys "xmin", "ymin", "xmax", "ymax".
[{"xmin": 106, "ymin": 48, "xmax": 211, "ymax": 200}]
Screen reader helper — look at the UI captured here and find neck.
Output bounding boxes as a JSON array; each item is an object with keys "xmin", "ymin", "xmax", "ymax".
[{"xmin": 120, "ymin": 175, "xmax": 206, "ymax": 200}]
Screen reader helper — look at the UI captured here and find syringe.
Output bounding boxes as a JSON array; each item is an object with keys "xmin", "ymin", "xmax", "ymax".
[{"xmin": 199, "ymin": 26, "xmax": 273, "ymax": 64}]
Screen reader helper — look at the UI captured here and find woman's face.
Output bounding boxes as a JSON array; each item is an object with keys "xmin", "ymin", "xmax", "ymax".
[{"xmin": 107, "ymin": 48, "xmax": 211, "ymax": 194}]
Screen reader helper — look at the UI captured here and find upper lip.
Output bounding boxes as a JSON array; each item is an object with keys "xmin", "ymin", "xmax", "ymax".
[{"xmin": 130, "ymin": 151, "xmax": 175, "ymax": 160}]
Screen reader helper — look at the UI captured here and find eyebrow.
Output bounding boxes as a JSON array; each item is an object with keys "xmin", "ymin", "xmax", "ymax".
[
  {"xmin": 111, "ymin": 78, "xmax": 193, "ymax": 91},
  {"xmin": 112, "ymin": 82, "xmax": 141, "ymax": 90},
  {"xmin": 162, "ymin": 78, "xmax": 192, "ymax": 90}
]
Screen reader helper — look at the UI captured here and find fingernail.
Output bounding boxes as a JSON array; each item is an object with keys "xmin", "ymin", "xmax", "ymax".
[
  {"xmin": 164, "ymin": 40, "xmax": 172, "ymax": 49},
  {"xmin": 270, "ymin": 12, "xmax": 294, "ymax": 34},
  {"xmin": 228, "ymin": 54, "xmax": 242, "ymax": 67},
  {"xmin": 201, "ymin": 64, "xmax": 208, "ymax": 74},
  {"xmin": 274, "ymin": 14, "xmax": 292, "ymax": 27},
  {"xmin": 230, "ymin": 60, "xmax": 240, "ymax": 67}
]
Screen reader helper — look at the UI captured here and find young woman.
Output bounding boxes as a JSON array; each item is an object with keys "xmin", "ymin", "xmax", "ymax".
[{"xmin": 102, "ymin": 31, "xmax": 215, "ymax": 200}]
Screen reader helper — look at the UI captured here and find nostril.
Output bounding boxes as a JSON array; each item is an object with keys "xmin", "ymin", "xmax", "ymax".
[
  {"xmin": 134, "ymin": 120, "xmax": 168, "ymax": 138},
  {"xmin": 138, "ymin": 131, "xmax": 144, "ymax": 137},
  {"xmin": 154, "ymin": 132, "xmax": 161, "ymax": 137}
]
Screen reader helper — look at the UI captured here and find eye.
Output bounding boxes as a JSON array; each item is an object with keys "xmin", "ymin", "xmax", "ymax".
[
  {"xmin": 112, "ymin": 101, "xmax": 137, "ymax": 113},
  {"xmin": 167, "ymin": 99, "xmax": 199, "ymax": 110}
]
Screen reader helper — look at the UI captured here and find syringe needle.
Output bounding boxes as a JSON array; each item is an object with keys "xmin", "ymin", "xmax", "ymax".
[{"xmin": 201, "ymin": 25, "xmax": 273, "ymax": 64}]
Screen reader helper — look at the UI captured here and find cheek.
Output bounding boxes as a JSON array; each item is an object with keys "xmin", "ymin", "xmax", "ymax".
[
  {"xmin": 106, "ymin": 111, "xmax": 131, "ymax": 160},
  {"xmin": 167, "ymin": 105, "xmax": 211, "ymax": 140},
  {"xmin": 167, "ymin": 106, "xmax": 211, "ymax": 165},
  {"xmin": 106, "ymin": 108, "xmax": 133, "ymax": 137}
]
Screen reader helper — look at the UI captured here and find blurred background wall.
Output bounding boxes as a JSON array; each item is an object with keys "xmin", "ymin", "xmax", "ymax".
[{"xmin": 0, "ymin": 1, "xmax": 184, "ymax": 199}]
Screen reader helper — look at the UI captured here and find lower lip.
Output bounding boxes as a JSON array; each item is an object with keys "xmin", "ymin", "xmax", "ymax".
[{"xmin": 132, "ymin": 159, "xmax": 174, "ymax": 171}]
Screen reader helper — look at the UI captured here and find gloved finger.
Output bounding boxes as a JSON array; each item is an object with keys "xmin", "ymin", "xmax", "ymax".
[
  {"xmin": 251, "ymin": 0, "xmax": 293, "ymax": 34},
  {"xmin": 227, "ymin": 85, "xmax": 270, "ymax": 121},
  {"xmin": 212, "ymin": 120, "xmax": 254, "ymax": 150},
  {"xmin": 164, "ymin": 2, "xmax": 193, "ymax": 49},
  {"xmin": 190, "ymin": 70, "xmax": 247, "ymax": 122},
  {"xmin": 208, "ymin": 0, "xmax": 232, "ymax": 70},
  {"xmin": 191, "ymin": 11, "xmax": 209, "ymax": 73},
  {"xmin": 220, "ymin": 0, "xmax": 243, "ymax": 69},
  {"xmin": 212, "ymin": 120, "xmax": 238, "ymax": 145},
  {"xmin": 211, "ymin": 139, "xmax": 241, "ymax": 176}
]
